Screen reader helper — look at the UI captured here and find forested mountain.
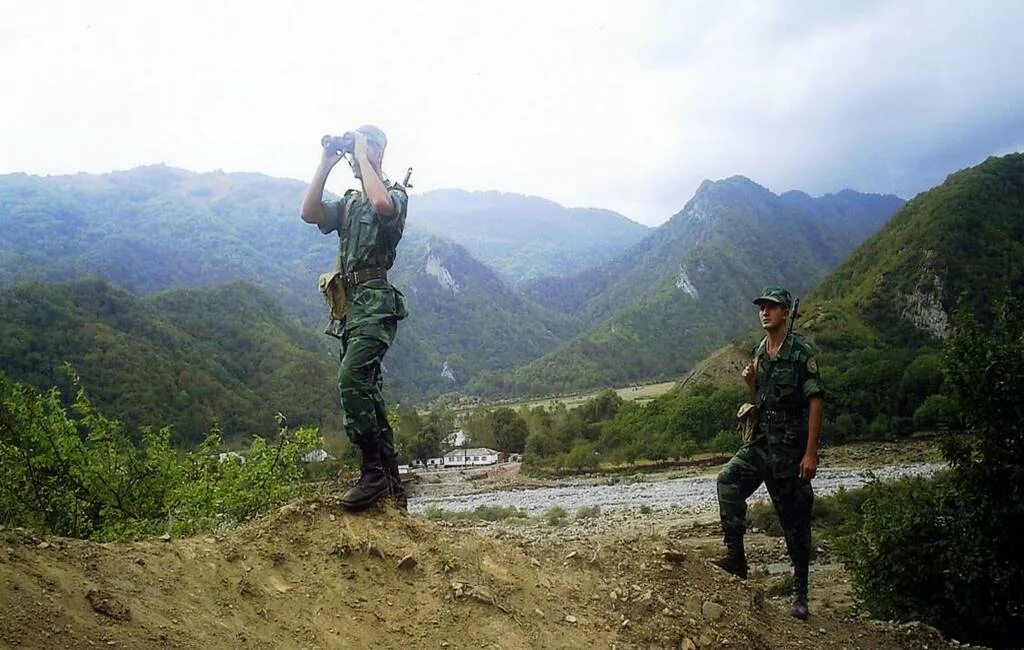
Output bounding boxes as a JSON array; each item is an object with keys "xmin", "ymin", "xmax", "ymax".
[
  {"xmin": 381, "ymin": 232, "xmax": 574, "ymax": 397},
  {"xmin": 408, "ymin": 189, "xmax": 649, "ymax": 286},
  {"xmin": 807, "ymin": 153, "xmax": 1024, "ymax": 340},
  {"xmin": 679, "ymin": 153, "xmax": 1024, "ymax": 439},
  {"xmin": 0, "ymin": 166, "xmax": 575, "ymax": 401},
  {"xmin": 471, "ymin": 178, "xmax": 903, "ymax": 396},
  {"xmin": 0, "ymin": 166, "xmax": 324, "ymax": 320},
  {"xmin": 0, "ymin": 278, "xmax": 339, "ymax": 444}
]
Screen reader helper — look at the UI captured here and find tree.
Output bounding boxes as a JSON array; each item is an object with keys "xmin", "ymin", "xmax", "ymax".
[
  {"xmin": 843, "ymin": 304, "xmax": 1024, "ymax": 647},
  {"xmin": 491, "ymin": 407, "xmax": 528, "ymax": 453}
]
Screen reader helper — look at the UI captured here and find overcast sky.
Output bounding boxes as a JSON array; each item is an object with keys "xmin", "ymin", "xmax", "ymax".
[{"xmin": 3, "ymin": 1, "xmax": 1022, "ymax": 225}]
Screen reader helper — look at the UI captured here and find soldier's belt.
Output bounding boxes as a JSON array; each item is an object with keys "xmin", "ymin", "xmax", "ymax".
[
  {"xmin": 344, "ymin": 267, "xmax": 388, "ymax": 287},
  {"xmin": 760, "ymin": 408, "xmax": 802, "ymax": 424}
]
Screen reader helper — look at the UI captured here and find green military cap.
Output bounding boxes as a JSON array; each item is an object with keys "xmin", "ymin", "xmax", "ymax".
[
  {"xmin": 356, "ymin": 124, "xmax": 387, "ymax": 149},
  {"xmin": 753, "ymin": 286, "xmax": 792, "ymax": 307}
]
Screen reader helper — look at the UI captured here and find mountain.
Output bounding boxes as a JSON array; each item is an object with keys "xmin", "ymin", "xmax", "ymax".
[
  {"xmin": 0, "ymin": 166, "xmax": 575, "ymax": 401},
  {"xmin": 407, "ymin": 189, "xmax": 650, "ymax": 286},
  {"xmin": 382, "ymin": 231, "xmax": 573, "ymax": 398},
  {"xmin": 0, "ymin": 278, "xmax": 339, "ymax": 444},
  {"xmin": 806, "ymin": 153, "xmax": 1024, "ymax": 343},
  {"xmin": 0, "ymin": 165, "xmax": 325, "ymax": 319},
  {"xmin": 677, "ymin": 153, "xmax": 1024, "ymax": 438},
  {"xmin": 471, "ymin": 177, "xmax": 904, "ymax": 396}
]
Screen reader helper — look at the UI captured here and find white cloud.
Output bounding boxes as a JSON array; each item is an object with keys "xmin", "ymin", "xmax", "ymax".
[{"xmin": 1, "ymin": 0, "xmax": 1022, "ymax": 225}]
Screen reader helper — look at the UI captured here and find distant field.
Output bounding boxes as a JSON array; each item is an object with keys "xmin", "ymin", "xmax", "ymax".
[{"xmin": 458, "ymin": 380, "xmax": 678, "ymax": 415}]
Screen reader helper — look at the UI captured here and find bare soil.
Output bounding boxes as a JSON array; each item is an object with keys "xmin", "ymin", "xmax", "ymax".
[{"xmin": 1, "ymin": 469, "xmax": 970, "ymax": 650}]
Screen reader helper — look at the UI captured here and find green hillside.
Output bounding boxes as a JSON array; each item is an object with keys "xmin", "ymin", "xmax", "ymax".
[
  {"xmin": 808, "ymin": 153, "xmax": 1024, "ymax": 340},
  {"xmin": 0, "ymin": 278, "xmax": 339, "ymax": 445},
  {"xmin": 409, "ymin": 189, "xmax": 650, "ymax": 286},
  {"xmin": 681, "ymin": 153, "xmax": 1024, "ymax": 439},
  {"xmin": 382, "ymin": 233, "xmax": 574, "ymax": 397},
  {"xmin": 473, "ymin": 178, "xmax": 903, "ymax": 396},
  {"xmin": 0, "ymin": 167, "xmax": 575, "ymax": 401}
]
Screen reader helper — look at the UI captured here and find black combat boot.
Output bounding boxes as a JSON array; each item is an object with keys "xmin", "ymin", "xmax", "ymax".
[
  {"xmin": 341, "ymin": 442, "xmax": 391, "ymax": 510},
  {"xmin": 790, "ymin": 565, "xmax": 809, "ymax": 620},
  {"xmin": 379, "ymin": 442, "xmax": 408, "ymax": 511},
  {"xmin": 713, "ymin": 531, "xmax": 749, "ymax": 579}
]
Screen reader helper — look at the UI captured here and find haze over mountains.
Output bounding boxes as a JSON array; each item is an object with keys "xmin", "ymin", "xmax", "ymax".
[
  {"xmin": 0, "ymin": 162, "xmax": 914, "ymax": 439},
  {"xmin": 407, "ymin": 189, "xmax": 650, "ymax": 286}
]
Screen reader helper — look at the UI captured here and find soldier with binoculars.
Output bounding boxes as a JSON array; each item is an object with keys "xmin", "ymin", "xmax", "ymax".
[{"xmin": 300, "ymin": 125, "xmax": 409, "ymax": 511}]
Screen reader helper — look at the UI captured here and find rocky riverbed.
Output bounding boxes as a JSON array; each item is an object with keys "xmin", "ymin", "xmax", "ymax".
[{"xmin": 409, "ymin": 462, "xmax": 945, "ymax": 517}]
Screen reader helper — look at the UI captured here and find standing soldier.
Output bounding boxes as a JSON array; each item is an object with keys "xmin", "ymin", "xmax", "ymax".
[
  {"xmin": 300, "ymin": 125, "xmax": 409, "ymax": 511},
  {"xmin": 715, "ymin": 287, "xmax": 824, "ymax": 620}
]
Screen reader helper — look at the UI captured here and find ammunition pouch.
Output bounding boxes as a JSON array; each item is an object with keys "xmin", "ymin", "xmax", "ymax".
[
  {"xmin": 736, "ymin": 403, "xmax": 758, "ymax": 444},
  {"xmin": 319, "ymin": 271, "xmax": 347, "ymax": 338},
  {"xmin": 318, "ymin": 267, "xmax": 390, "ymax": 338}
]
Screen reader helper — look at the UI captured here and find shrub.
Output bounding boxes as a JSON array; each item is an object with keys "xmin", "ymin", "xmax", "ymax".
[
  {"xmin": 562, "ymin": 441, "xmax": 599, "ymax": 472},
  {"xmin": 575, "ymin": 505, "xmax": 601, "ymax": 520},
  {"xmin": 841, "ymin": 305, "xmax": 1024, "ymax": 647},
  {"xmin": 0, "ymin": 369, "xmax": 319, "ymax": 540},
  {"xmin": 709, "ymin": 429, "xmax": 741, "ymax": 454},
  {"xmin": 544, "ymin": 505, "xmax": 569, "ymax": 526},
  {"xmin": 912, "ymin": 394, "xmax": 958, "ymax": 432},
  {"xmin": 422, "ymin": 505, "xmax": 527, "ymax": 522}
]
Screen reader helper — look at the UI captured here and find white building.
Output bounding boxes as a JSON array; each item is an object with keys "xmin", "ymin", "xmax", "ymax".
[
  {"xmin": 444, "ymin": 447, "xmax": 500, "ymax": 467},
  {"xmin": 411, "ymin": 457, "xmax": 446, "ymax": 469}
]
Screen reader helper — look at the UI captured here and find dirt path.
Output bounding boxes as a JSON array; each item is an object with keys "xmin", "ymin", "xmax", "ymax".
[{"xmin": 2, "ymin": 492, "xmax": 964, "ymax": 650}]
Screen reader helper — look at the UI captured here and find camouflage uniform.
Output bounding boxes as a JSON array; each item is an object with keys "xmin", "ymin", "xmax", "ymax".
[
  {"xmin": 716, "ymin": 330, "xmax": 824, "ymax": 568},
  {"xmin": 319, "ymin": 182, "xmax": 408, "ymax": 457},
  {"xmin": 713, "ymin": 286, "xmax": 823, "ymax": 619}
]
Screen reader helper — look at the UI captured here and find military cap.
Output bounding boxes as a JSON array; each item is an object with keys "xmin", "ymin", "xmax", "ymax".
[
  {"xmin": 753, "ymin": 286, "xmax": 792, "ymax": 307},
  {"xmin": 356, "ymin": 124, "xmax": 387, "ymax": 149}
]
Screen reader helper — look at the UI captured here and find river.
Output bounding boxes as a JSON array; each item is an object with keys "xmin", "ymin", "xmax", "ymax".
[{"xmin": 408, "ymin": 463, "xmax": 944, "ymax": 516}]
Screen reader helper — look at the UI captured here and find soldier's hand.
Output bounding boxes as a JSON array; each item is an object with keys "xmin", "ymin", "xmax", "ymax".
[
  {"xmin": 353, "ymin": 130, "xmax": 369, "ymax": 160},
  {"xmin": 320, "ymin": 136, "xmax": 345, "ymax": 168},
  {"xmin": 799, "ymin": 453, "xmax": 818, "ymax": 481},
  {"xmin": 742, "ymin": 362, "xmax": 756, "ymax": 386}
]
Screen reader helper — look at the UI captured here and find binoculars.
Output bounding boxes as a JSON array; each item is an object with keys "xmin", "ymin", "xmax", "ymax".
[{"xmin": 321, "ymin": 132, "xmax": 356, "ymax": 155}]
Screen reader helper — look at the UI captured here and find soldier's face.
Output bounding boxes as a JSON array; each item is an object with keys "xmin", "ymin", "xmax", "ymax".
[
  {"xmin": 348, "ymin": 145, "xmax": 383, "ymax": 180},
  {"xmin": 757, "ymin": 302, "xmax": 789, "ymax": 331}
]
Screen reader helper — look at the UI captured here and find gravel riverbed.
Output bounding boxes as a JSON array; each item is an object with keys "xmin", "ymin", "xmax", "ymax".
[{"xmin": 409, "ymin": 462, "xmax": 945, "ymax": 516}]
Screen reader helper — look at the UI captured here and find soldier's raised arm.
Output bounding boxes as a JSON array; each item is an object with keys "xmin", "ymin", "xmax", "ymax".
[{"xmin": 300, "ymin": 140, "xmax": 345, "ymax": 227}]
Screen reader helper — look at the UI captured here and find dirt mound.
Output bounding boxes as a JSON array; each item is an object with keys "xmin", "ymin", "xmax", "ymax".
[
  {"xmin": 1, "ymin": 495, "xmax": 960, "ymax": 649},
  {"xmin": 674, "ymin": 344, "xmax": 749, "ymax": 395}
]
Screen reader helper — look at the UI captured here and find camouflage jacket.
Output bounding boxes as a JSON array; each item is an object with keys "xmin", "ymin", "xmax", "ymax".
[
  {"xmin": 750, "ymin": 332, "xmax": 825, "ymax": 451},
  {"xmin": 319, "ymin": 181, "xmax": 409, "ymax": 337}
]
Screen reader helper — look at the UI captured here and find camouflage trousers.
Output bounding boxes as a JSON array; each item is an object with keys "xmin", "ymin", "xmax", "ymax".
[
  {"xmin": 339, "ymin": 321, "xmax": 397, "ymax": 457},
  {"xmin": 716, "ymin": 439, "xmax": 814, "ymax": 567}
]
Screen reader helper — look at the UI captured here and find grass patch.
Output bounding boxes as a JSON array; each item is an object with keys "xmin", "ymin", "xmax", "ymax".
[
  {"xmin": 423, "ymin": 505, "xmax": 527, "ymax": 522},
  {"xmin": 575, "ymin": 505, "xmax": 601, "ymax": 520},
  {"xmin": 747, "ymin": 486, "xmax": 869, "ymax": 540}
]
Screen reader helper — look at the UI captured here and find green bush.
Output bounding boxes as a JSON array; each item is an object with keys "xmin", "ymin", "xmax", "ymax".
[
  {"xmin": 422, "ymin": 505, "xmax": 527, "ymax": 522},
  {"xmin": 544, "ymin": 505, "xmax": 569, "ymax": 526},
  {"xmin": 748, "ymin": 486, "xmax": 869, "ymax": 540},
  {"xmin": 0, "ymin": 369, "xmax": 319, "ymax": 540},
  {"xmin": 912, "ymin": 394, "xmax": 958, "ymax": 432},
  {"xmin": 840, "ymin": 306, "xmax": 1024, "ymax": 647},
  {"xmin": 562, "ymin": 441, "xmax": 599, "ymax": 471},
  {"xmin": 747, "ymin": 501, "xmax": 784, "ymax": 537},
  {"xmin": 709, "ymin": 429, "xmax": 741, "ymax": 454}
]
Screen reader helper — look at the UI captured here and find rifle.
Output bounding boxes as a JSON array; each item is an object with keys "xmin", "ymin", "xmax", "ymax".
[{"xmin": 788, "ymin": 298, "xmax": 801, "ymax": 335}]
